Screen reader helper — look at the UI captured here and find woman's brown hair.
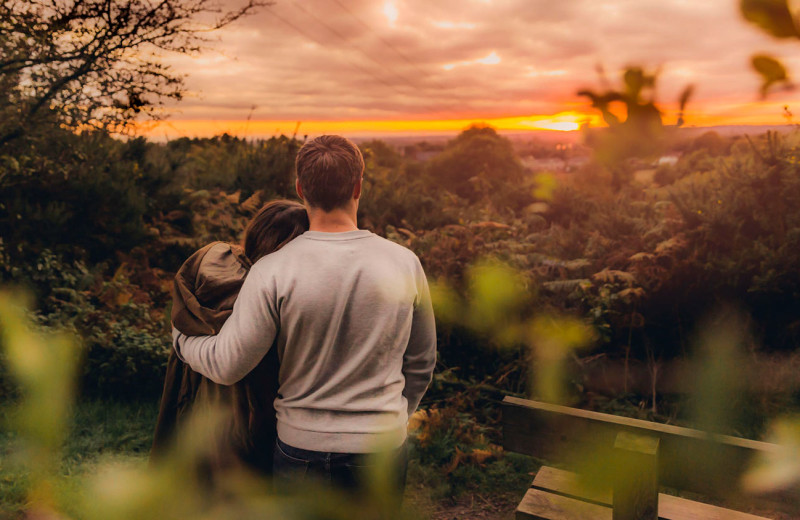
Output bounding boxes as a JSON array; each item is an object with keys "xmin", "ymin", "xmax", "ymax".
[{"xmin": 243, "ymin": 199, "xmax": 309, "ymax": 263}]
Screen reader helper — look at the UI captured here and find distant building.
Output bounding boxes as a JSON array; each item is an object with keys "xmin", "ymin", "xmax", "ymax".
[
  {"xmin": 658, "ymin": 155, "xmax": 679, "ymax": 166},
  {"xmin": 522, "ymin": 157, "xmax": 566, "ymax": 171},
  {"xmin": 522, "ymin": 155, "xmax": 590, "ymax": 172},
  {"xmin": 408, "ymin": 150, "xmax": 440, "ymax": 162},
  {"xmin": 402, "ymin": 142, "xmax": 445, "ymax": 162}
]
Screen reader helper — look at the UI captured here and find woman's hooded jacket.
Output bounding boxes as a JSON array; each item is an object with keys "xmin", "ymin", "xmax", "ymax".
[{"xmin": 151, "ymin": 242, "xmax": 278, "ymax": 475}]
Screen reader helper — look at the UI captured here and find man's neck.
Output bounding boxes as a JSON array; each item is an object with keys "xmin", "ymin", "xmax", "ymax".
[{"xmin": 307, "ymin": 205, "xmax": 359, "ymax": 233}]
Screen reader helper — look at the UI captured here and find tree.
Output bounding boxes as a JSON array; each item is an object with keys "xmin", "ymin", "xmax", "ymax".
[
  {"xmin": 0, "ymin": 0, "xmax": 268, "ymax": 146},
  {"xmin": 425, "ymin": 125, "xmax": 525, "ymax": 202}
]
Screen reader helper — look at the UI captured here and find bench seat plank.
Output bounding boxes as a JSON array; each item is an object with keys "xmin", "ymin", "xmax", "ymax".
[
  {"xmin": 532, "ymin": 466, "xmax": 773, "ymax": 520},
  {"xmin": 517, "ymin": 486, "xmax": 611, "ymax": 520},
  {"xmin": 533, "ymin": 466, "xmax": 611, "ymax": 505}
]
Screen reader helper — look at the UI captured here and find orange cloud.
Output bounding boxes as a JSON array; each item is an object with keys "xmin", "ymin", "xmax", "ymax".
[{"xmin": 151, "ymin": 0, "xmax": 799, "ymax": 135}]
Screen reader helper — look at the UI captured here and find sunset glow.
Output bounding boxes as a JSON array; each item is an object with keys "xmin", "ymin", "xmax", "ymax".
[
  {"xmin": 141, "ymin": 100, "xmax": 795, "ymax": 140},
  {"xmin": 139, "ymin": 111, "xmax": 605, "ymax": 139}
]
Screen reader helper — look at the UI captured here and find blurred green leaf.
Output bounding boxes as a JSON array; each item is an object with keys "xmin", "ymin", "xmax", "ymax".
[
  {"xmin": 743, "ymin": 417, "xmax": 800, "ymax": 494},
  {"xmin": 623, "ymin": 67, "xmax": 646, "ymax": 99},
  {"xmin": 687, "ymin": 308, "xmax": 747, "ymax": 435},
  {"xmin": 751, "ymin": 54, "xmax": 790, "ymax": 97},
  {"xmin": 528, "ymin": 315, "xmax": 593, "ymax": 404},
  {"xmin": 678, "ymin": 85, "xmax": 694, "ymax": 110},
  {"xmin": 533, "ymin": 172, "xmax": 558, "ymax": 201},
  {"xmin": 429, "ymin": 279, "xmax": 463, "ymax": 326},
  {"xmin": 740, "ymin": 0, "xmax": 799, "ymax": 39},
  {"xmin": 0, "ymin": 292, "xmax": 81, "ymax": 511},
  {"xmin": 466, "ymin": 261, "xmax": 528, "ymax": 344}
]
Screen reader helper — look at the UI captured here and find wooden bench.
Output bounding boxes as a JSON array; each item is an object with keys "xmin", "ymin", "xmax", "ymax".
[{"xmin": 502, "ymin": 396, "xmax": 785, "ymax": 520}]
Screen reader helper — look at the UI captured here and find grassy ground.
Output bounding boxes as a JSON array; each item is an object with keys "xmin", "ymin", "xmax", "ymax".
[
  {"xmin": 0, "ymin": 399, "xmax": 534, "ymax": 520},
  {"xmin": 0, "ymin": 400, "xmax": 157, "ymax": 519}
]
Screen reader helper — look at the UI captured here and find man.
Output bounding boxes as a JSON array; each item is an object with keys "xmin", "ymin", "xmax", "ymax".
[{"xmin": 173, "ymin": 135, "xmax": 437, "ymax": 492}]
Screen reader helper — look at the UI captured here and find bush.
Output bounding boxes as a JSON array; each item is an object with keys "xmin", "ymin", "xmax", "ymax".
[
  {"xmin": 424, "ymin": 125, "xmax": 525, "ymax": 202},
  {"xmin": 1, "ymin": 246, "xmax": 170, "ymax": 400},
  {"xmin": 0, "ymin": 128, "xmax": 149, "ymax": 263},
  {"xmin": 82, "ymin": 319, "xmax": 170, "ymax": 399}
]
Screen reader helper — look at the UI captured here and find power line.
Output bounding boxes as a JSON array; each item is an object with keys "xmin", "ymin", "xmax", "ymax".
[
  {"xmin": 264, "ymin": 7, "xmax": 409, "ymax": 97},
  {"xmin": 327, "ymin": 0, "xmax": 442, "ymax": 89},
  {"xmin": 289, "ymin": 0, "xmax": 422, "ymax": 93}
]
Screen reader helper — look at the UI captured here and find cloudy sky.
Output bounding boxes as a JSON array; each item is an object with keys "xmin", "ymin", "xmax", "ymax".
[{"xmin": 147, "ymin": 0, "xmax": 800, "ymax": 138}]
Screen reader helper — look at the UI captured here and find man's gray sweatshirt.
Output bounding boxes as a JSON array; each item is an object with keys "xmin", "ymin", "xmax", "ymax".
[{"xmin": 173, "ymin": 230, "xmax": 437, "ymax": 453}]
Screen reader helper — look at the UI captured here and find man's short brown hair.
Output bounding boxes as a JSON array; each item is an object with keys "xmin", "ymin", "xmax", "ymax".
[{"xmin": 295, "ymin": 135, "xmax": 364, "ymax": 212}]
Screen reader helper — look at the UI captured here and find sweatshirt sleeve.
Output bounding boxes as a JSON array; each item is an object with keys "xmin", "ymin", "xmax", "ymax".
[
  {"xmin": 402, "ymin": 261, "xmax": 437, "ymax": 417},
  {"xmin": 173, "ymin": 266, "xmax": 278, "ymax": 385}
]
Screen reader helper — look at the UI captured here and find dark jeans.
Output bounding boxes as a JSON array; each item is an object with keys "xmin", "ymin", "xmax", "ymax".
[{"xmin": 273, "ymin": 437, "xmax": 408, "ymax": 495}]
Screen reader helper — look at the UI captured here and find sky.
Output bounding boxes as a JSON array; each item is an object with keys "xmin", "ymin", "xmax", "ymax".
[{"xmin": 144, "ymin": 0, "xmax": 800, "ymax": 139}]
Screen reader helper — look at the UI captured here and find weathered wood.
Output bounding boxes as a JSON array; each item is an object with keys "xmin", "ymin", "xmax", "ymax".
[
  {"xmin": 532, "ymin": 466, "xmax": 773, "ymax": 520},
  {"xmin": 503, "ymin": 396, "xmax": 781, "ymax": 498},
  {"xmin": 517, "ymin": 486, "xmax": 611, "ymax": 520},
  {"xmin": 533, "ymin": 466, "xmax": 611, "ymax": 505},
  {"xmin": 611, "ymin": 432, "xmax": 659, "ymax": 520}
]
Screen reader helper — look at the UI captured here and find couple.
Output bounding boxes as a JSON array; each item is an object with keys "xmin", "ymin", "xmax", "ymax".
[{"xmin": 151, "ymin": 135, "xmax": 437, "ymax": 495}]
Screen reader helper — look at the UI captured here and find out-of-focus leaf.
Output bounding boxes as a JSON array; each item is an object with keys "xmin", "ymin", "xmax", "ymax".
[
  {"xmin": 623, "ymin": 67, "xmax": 645, "ymax": 99},
  {"xmin": 528, "ymin": 315, "xmax": 594, "ymax": 404},
  {"xmin": 429, "ymin": 280, "xmax": 463, "ymax": 325},
  {"xmin": 0, "ymin": 293, "xmax": 81, "ymax": 511},
  {"xmin": 533, "ymin": 172, "xmax": 558, "ymax": 201},
  {"xmin": 678, "ymin": 85, "xmax": 695, "ymax": 111},
  {"xmin": 740, "ymin": 0, "xmax": 799, "ymax": 38},
  {"xmin": 687, "ymin": 308, "xmax": 747, "ymax": 435},
  {"xmin": 752, "ymin": 54, "xmax": 790, "ymax": 97},
  {"xmin": 466, "ymin": 261, "xmax": 528, "ymax": 340},
  {"xmin": 677, "ymin": 84, "xmax": 694, "ymax": 126},
  {"xmin": 743, "ymin": 417, "xmax": 800, "ymax": 493}
]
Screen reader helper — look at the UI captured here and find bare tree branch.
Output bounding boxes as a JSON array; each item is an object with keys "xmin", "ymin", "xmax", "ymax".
[{"xmin": 0, "ymin": 0, "xmax": 270, "ymax": 145}]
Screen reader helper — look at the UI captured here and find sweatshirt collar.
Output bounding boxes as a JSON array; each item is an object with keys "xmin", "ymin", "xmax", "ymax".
[{"xmin": 301, "ymin": 230, "xmax": 373, "ymax": 241}]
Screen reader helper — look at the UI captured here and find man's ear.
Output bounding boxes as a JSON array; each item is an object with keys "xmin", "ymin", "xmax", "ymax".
[
  {"xmin": 295, "ymin": 178, "xmax": 304, "ymax": 200},
  {"xmin": 352, "ymin": 176, "xmax": 363, "ymax": 201}
]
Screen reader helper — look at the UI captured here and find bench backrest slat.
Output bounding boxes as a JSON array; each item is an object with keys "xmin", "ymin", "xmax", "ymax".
[{"xmin": 502, "ymin": 396, "xmax": 781, "ymax": 499}]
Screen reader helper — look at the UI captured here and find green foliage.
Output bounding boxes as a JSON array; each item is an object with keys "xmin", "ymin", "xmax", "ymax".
[
  {"xmin": 358, "ymin": 141, "xmax": 455, "ymax": 234},
  {"xmin": 0, "ymin": 128, "xmax": 150, "ymax": 262},
  {"xmin": 744, "ymin": 416, "xmax": 800, "ymax": 493},
  {"xmin": 151, "ymin": 134, "xmax": 300, "ymax": 199},
  {"xmin": 39, "ymin": 289, "xmax": 170, "ymax": 400},
  {"xmin": 408, "ymin": 405, "xmax": 536, "ymax": 498},
  {"xmin": 740, "ymin": 0, "xmax": 799, "ymax": 96},
  {"xmin": 0, "ymin": 246, "xmax": 170, "ymax": 400},
  {"xmin": 579, "ymin": 67, "xmax": 692, "ymax": 190},
  {"xmin": 424, "ymin": 125, "xmax": 526, "ymax": 202},
  {"xmin": 740, "ymin": 0, "xmax": 799, "ymax": 38},
  {"xmin": 4, "ymin": 125, "xmax": 800, "ymax": 511},
  {"xmin": 0, "ymin": 292, "xmax": 80, "ymax": 512},
  {"xmin": 81, "ymin": 315, "xmax": 170, "ymax": 400},
  {"xmin": 752, "ymin": 54, "xmax": 790, "ymax": 97}
]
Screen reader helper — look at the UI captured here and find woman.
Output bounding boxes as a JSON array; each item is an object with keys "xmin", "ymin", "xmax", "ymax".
[{"xmin": 151, "ymin": 199, "xmax": 309, "ymax": 477}]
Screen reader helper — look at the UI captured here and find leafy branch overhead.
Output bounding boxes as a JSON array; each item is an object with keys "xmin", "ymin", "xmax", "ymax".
[
  {"xmin": 740, "ymin": 0, "xmax": 799, "ymax": 96},
  {"xmin": 577, "ymin": 66, "xmax": 693, "ymax": 190},
  {"xmin": 0, "ymin": 0, "xmax": 270, "ymax": 146}
]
